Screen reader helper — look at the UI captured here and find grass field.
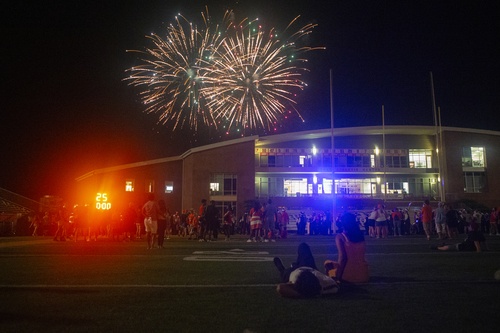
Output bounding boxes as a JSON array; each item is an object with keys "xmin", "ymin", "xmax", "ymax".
[{"xmin": 1, "ymin": 233, "xmax": 500, "ymax": 333}]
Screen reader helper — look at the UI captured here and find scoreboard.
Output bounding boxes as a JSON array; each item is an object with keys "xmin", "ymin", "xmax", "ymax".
[{"xmin": 95, "ymin": 192, "xmax": 111, "ymax": 210}]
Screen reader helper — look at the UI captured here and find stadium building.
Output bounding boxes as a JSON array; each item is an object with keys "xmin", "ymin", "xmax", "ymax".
[{"xmin": 74, "ymin": 125, "xmax": 500, "ymax": 220}]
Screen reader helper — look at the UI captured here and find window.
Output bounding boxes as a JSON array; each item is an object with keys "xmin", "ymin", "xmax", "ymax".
[
  {"xmin": 146, "ymin": 180, "xmax": 154, "ymax": 193},
  {"xmin": 462, "ymin": 147, "xmax": 485, "ymax": 168},
  {"xmin": 125, "ymin": 179, "xmax": 134, "ymax": 192},
  {"xmin": 409, "ymin": 149, "xmax": 432, "ymax": 168},
  {"xmin": 464, "ymin": 172, "xmax": 485, "ymax": 193},
  {"xmin": 210, "ymin": 173, "xmax": 237, "ymax": 196},
  {"xmin": 284, "ymin": 178, "xmax": 308, "ymax": 196},
  {"xmin": 210, "ymin": 182, "xmax": 220, "ymax": 192},
  {"xmin": 164, "ymin": 181, "xmax": 173, "ymax": 194}
]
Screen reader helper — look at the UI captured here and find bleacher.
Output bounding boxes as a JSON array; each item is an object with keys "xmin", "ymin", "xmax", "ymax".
[{"xmin": 0, "ymin": 188, "xmax": 38, "ymax": 235}]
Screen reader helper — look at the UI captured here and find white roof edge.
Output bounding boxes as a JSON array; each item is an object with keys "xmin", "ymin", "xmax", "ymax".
[
  {"xmin": 180, "ymin": 135, "xmax": 259, "ymax": 159},
  {"xmin": 75, "ymin": 136, "xmax": 259, "ymax": 182},
  {"xmin": 76, "ymin": 126, "xmax": 500, "ymax": 181},
  {"xmin": 255, "ymin": 125, "xmax": 500, "ymax": 146},
  {"xmin": 75, "ymin": 156, "xmax": 182, "ymax": 182}
]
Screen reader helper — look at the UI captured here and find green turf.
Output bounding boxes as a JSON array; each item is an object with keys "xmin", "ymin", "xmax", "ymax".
[{"xmin": 1, "ymin": 234, "xmax": 499, "ymax": 332}]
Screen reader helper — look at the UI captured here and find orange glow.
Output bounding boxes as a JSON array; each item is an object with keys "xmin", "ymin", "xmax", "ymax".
[{"xmin": 95, "ymin": 192, "xmax": 112, "ymax": 210}]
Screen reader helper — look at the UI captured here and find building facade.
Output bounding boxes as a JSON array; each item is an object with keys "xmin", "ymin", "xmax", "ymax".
[{"xmin": 75, "ymin": 126, "xmax": 500, "ymax": 219}]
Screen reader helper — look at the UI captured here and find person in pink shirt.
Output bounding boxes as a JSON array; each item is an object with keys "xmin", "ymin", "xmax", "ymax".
[
  {"xmin": 324, "ymin": 212, "xmax": 369, "ymax": 284},
  {"xmin": 421, "ymin": 200, "xmax": 433, "ymax": 240}
]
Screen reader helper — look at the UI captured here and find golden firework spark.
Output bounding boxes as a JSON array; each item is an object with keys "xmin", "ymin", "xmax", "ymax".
[{"xmin": 126, "ymin": 9, "xmax": 322, "ymax": 132}]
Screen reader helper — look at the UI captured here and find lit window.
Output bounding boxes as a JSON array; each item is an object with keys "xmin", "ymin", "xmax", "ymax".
[
  {"xmin": 284, "ymin": 178, "xmax": 308, "ymax": 196},
  {"xmin": 462, "ymin": 147, "xmax": 485, "ymax": 168},
  {"xmin": 210, "ymin": 183, "xmax": 219, "ymax": 192},
  {"xmin": 165, "ymin": 181, "xmax": 173, "ymax": 194},
  {"xmin": 146, "ymin": 180, "xmax": 154, "ymax": 193},
  {"xmin": 209, "ymin": 173, "xmax": 237, "ymax": 196},
  {"xmin": 409, "ymin": 149, "xmax": 432, "ymax": 168},
  {"xmin": 125, "ymin": 180, "xmax": 134, "ymax": 192}
]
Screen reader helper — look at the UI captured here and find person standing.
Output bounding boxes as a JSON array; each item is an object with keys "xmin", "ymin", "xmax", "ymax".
[
  {"xmin": 366, "ymin": 207, "xmax": 377, "ymax": 238},
  {"xmin": 53, "ymin": 204, "xmax": 69, "ymax": 241},
  {"xmin": 391, "ymin": 208, "xmax": 403, "ymax": 237},
  {"xmin": 489, "ymin": 207, "xmax": 499, "ymax": 236},
  {"xmin": 248, "ymin": 201, "xmax": 263, "ymax": 242},
  {"xmin": 142, "ymin": 193, "xmax": 160, "ymax": 250},
  {"xmin": 157, "ymin": 200, "xmax": 167, "ymax": 248},
  {"xmin": 198, "ymin": 199, "xmax": 207, "ymax": 242},
  {"xmin": 374, "ymin": 203, "xmax": 388, "ymax": 238},
  {"xmin": 205, "ymin": 200, "xmax": 219, "ymax": 241},
  {"xmin": 434, "ymin": 202, "xmax": 447, "ymax": 240},
  {"xmin": 29, "ymin": 213, "xmax": 41, "ymax": 236},
  {"xmin": 223, "ymin": 205, "xmax": 234, "ymax": 241},
  {"xmin": 263, "ymin": 199, "xmax": 278, "ymax": 242},
  {"xmin": 421, "ymin": 200, "xmax": 433, "ymax": 240},
  {"xmin": 280, "ymin": 208, "xmax": 289, "ymax": 239}
]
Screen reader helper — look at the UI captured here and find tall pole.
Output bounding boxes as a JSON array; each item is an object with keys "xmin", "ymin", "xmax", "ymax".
[
  {"xmin": 382, "ymin": 105, "xmax": 386, "ymax": 202},
  {"xmin": 430, "ymin": 72, "xmax": 443, "ymax": 201},
  {"xmin": 438, "ymin": 106, "xmax": 446, "ymax": 201},
  {"xmin": 330, "ymin": 69, "xmax": 336, "ymax": 230}
]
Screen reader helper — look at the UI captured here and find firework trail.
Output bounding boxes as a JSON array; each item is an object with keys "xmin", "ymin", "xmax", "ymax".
[
  {"xmin": 126, "ymin": 9, "xmax": 322, "ymax": 132},
  {"xmin": 206, "ymin": 16, "xmax": 321, "ymax": 131},
  {"xmin": 125, "ymin": 9, "xmax": 232, "ymax": 130}
]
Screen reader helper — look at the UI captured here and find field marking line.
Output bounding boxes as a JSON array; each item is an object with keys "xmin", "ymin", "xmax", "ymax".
[{"xmin": 0, "ymin": 280, "xmax": 497, "ymax": 289}]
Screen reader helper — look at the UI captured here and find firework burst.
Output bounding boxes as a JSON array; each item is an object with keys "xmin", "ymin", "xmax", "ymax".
[
  {"xmin": 126, "ymin": 9, "xmax": 322, "ymax": 133},
  {"xmin": 206, "ymin": 16, "xmax": 321, "ymax": 131},
  {"xmin": 125, "ymin": 9, "xmax": 232, "ymax": 130}
]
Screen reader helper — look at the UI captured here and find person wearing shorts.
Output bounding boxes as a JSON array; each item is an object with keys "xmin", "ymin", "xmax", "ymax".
[
  {"xmin": 142, "ymin": 193, "xmax": 160, "ymax": 249},
  {"xmin": 374, "ymin": 203, "xmax": 388, "ymax": 238}
]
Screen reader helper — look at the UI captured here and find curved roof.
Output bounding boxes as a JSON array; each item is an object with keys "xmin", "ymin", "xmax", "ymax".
[
  {"xmin": 76, "ymin": 125, "xmax": 500, "ymax": 181},
  {"xmin": 255, "ymin": 125, "xmax": 500, "ymax": 146}
]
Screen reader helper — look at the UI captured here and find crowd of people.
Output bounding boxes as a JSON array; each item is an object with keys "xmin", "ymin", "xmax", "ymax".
[
  {"xmin": 362, "ymin": 201, "xmax": 500, "ymax": 241},
  {"xmin": 26, "ymin": 195, "xmax": 499, "ymax": 253},
  {"xmin": 24, "ymin": 196, "xmax": 498, "ymax": 300}
]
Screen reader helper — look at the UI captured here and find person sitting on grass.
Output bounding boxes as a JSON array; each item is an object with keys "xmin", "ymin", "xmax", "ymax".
[
  {"xmin": 274, "ymin": 243, "xmax": 339, "ymax": 298},
  {"xmin": 324, "ymin": 212, "xmax": 370, "ymax": 284},
  {"xmin": 432, "ymin": 218, "xmax": 487, "ymax": 252}
]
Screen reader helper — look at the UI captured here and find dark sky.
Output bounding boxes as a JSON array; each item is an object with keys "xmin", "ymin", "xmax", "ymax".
[{"xmin": 1, "ymin": 0, "xmax": 499, "ymax": 200}]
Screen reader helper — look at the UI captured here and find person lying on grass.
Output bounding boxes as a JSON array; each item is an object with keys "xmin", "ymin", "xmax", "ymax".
[{"xmin": 274, "ymin": 243, "xmax": 339, "ymax": 298}]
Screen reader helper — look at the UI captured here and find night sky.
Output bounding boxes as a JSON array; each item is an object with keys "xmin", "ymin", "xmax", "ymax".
[{"xmin": 1, "ymin": 0, "xmax": 499, "ymax": 200}]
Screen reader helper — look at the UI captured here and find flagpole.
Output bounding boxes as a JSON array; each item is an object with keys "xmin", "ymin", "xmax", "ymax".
[
  {"xmin": 382, "ymin": 105, "xmax": 386, "ymax": 202},
  {"xmin": 430, "ymin": 72, "xmax": 443, "ymax": 201},
  {"xmin": 330, "ymin": 68, "xmax": 336, "ymax": 231}
]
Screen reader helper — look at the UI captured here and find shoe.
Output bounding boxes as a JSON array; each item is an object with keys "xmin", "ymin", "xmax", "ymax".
[
  {"xmin": 271, "ymin": 239, "xmax": 276, "ymax": 242},
  {"xmin": 247, "ymin": 239, "xmax": 252, "ymax": 243},
  {"xmin": 264, "ymin": 239, "xmax": 269, "ymax": 243},
  {"xmin": 273, "ymin": 257, "xmax": 286, "ymax": 273},
  {"xmin": 252, "ymin": 238, "xmax": 257, "ymax": 242}
]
